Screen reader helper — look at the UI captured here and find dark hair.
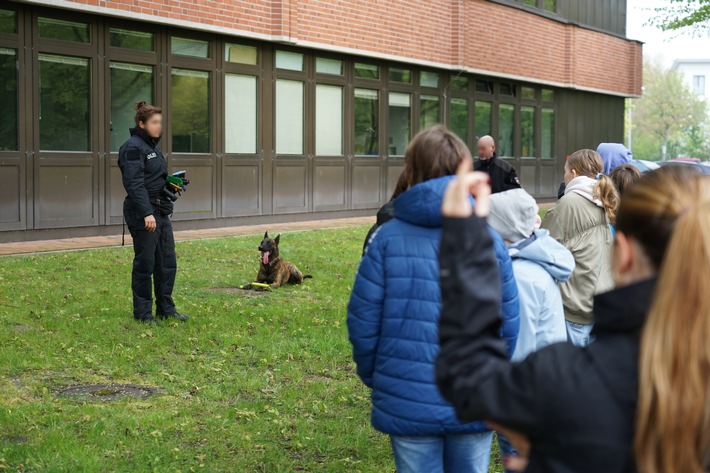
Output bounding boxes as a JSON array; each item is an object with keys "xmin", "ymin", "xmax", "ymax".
[
  {"xmin": 609, "ymin": 164, "xmax": 641, "ymax": 197},
  {"xmin": 567, "ymin": 148, "xmax": 620, "ymax": 223},
  {"xmin": 134, "ymin": 101, "xmax": 162, "ymax": 126},
  {"xmin": 398, "ymin": 125, "xmax": 469, "ymax": 197}
]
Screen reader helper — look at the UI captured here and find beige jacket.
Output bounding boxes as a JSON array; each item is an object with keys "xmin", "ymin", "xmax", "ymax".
[{"xmin": 541, "ymin": 186, "xmax": 614, "ymax": 325}]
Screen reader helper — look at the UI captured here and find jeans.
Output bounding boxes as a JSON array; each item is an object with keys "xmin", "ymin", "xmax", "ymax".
[
  {"xmin": 497, "ymin": 434, "xmax": 518, "ymax": 473},
  {"xmin": 566, "ymin": 321, "xmax": 594, "ymax": 347},
  {"xmin": 390, "ymin": 432, "xmax": 493, "ymax": 473}
]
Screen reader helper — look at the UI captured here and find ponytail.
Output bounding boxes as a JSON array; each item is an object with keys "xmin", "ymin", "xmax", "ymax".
[
  {"xmin": 621, "ymin": 166, "xmax": 710, "ymax": 473},
  {"xmin": 594, "ymin": 174, "xmax": 619, "ymax": 224},
  {"xmin": 134, "ymin": 101, "xmax": 162, "ymax": 126}
]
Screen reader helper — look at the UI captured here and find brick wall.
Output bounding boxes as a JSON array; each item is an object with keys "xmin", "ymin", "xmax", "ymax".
[{"xmin": 29, "ymin": 0, "xmax": 642, "ymax": 96}]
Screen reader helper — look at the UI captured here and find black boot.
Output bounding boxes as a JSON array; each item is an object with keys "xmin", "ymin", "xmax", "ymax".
[
  {"xmin": 135, "ymin": 315, "xmax": 160, "ymax": 326},
  {"xmin": 157, "ymin": 312, "xmax": 189, "ymax": 322}
]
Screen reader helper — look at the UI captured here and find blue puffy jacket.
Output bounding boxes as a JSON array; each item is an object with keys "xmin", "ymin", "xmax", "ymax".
[{"xmin": 347, "ymin": 176, "xmax": 520, "ymax": 436}]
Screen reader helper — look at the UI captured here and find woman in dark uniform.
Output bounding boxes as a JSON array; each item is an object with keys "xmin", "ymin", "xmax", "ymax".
[{"xmin": 118, "ymin": 101, "xmax": 188, "ymax": 324}]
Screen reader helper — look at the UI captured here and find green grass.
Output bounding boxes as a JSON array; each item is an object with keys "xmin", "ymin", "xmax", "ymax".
[{"xmin": 0, "ymin": 226, "xmax": 501, "ymax": 472}]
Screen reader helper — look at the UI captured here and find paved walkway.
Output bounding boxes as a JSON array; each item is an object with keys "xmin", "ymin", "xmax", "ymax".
[{"xmin": 0, "ymin": 217, "xmax": 376, "ymax": 257}]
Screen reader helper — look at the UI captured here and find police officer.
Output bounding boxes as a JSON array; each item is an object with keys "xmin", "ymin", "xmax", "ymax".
[
  {"xmin": 118, "ymin": 101, "xmax": 188, "ymax": 324},
  {"xmin": 474, "ymin": 135, "xmax": 522, "ymax": 194}
]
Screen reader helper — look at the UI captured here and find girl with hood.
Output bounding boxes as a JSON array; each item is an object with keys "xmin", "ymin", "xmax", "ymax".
[
  {"xmin": 541, "ymin": 149, "xmax": 619, "ymax": 346},
  {"xmin": 347, "ymin": 126, "xmax": 519, "ymax": 473}
]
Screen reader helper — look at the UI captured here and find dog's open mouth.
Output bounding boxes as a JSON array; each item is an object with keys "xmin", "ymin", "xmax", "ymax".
[{"xmin": 261, "ymin": 251, "xmax": 270, "ymax": 264}]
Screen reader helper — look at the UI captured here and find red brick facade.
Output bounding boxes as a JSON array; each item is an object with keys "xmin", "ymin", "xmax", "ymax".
[{"xmin": 26, "ymin": 0, "xmax": 642, "ymax": 95}]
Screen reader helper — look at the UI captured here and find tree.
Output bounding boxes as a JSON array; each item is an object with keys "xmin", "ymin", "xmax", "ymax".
[
  {"xmin": 628, "ymin": 58, "xmax": 709, "ymax": 161},
  {"xmin": 650, "ymin": 0, "xmax": 710, "ymax": 35}
]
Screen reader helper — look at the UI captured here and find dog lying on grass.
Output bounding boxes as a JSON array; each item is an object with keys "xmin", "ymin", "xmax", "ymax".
[{"xmin": 241, "ymin": 232, "xmax": 312, "ymax": 290}]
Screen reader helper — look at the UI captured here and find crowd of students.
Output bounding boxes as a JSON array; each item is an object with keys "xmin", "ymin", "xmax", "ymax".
[{"xmin": 347, "ymin": 125, "xmax": 708, "ymax": 473}]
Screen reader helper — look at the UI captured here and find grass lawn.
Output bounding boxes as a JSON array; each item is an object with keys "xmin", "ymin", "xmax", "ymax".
[{"xmin": 0, "ymin": 226, "xmax": 502, "ymax": 472}]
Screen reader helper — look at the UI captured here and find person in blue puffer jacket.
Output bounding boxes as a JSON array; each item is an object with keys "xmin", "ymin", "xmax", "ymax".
[{"xmin": 347, "ymin": 126, "xmax": 519, "ymax": 473}]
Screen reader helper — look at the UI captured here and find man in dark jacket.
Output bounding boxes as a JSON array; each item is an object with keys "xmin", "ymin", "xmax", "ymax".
[{"xmin": 475, "ymin": 136, "xmax": 521, "ymax": 194}]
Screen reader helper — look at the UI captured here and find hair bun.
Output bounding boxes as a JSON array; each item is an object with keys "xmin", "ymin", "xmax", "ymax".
[{"xmin": 135, "ymin": 101, "xmax": 147, "ymax": 112}]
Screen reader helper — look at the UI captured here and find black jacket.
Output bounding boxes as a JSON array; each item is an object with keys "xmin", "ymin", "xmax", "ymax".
[
  {"xmin": 362, "ymin": 200, "xmax": 395, "ymax": 255},
  {"xmin": 436, "ymin": 215, "xmax": 653, "ymax": 473},
  {"xmin": 118, "ymin": 128, "xmax": 168, "ymax": 218},
  {"xmin": 474, "ymin": 154, "xmax": 521, "ymax": 194}
]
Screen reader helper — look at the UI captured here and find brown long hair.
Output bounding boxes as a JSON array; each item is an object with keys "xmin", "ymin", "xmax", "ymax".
[
  {"xmin": 617, "ymin": 166, "xmax": 710, "ymax": 473},
  {"xmin": 391, "ymin": 125, "xmax": 468, "ymax": 200},
  {"xmin": 567, "ymin": 149, "xmax": 620, "ymax": 223}
]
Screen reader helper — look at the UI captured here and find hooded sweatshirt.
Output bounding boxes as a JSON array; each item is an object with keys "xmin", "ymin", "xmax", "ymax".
[
  {"xmin": 508, "ymin": 231, "xmax": 575, "ymax": 361},
  {"xmin": 347, "ymin": 175, "xmax": 519, "ymax": 436},
  {"xmin": 597, "ymin": 143, "xmax": 633, "ymax": 175}
]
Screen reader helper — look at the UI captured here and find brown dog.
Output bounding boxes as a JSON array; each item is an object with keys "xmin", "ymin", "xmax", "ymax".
[{"xmin": 242, "ymin": 232, "xmax": 312, "ymax": 290}]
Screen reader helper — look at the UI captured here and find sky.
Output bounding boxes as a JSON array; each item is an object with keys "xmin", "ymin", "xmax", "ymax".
[{"xmin": 626, "ymin": 0, "xmax": 709, "ymax": 67}]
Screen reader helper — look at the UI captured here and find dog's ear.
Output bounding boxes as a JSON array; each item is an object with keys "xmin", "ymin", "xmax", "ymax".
[
  {"xmin": 275, "ymin": 234, "xmax": 280, "ymax": 245},
  {"xmin": 264, "ymin": 231, "xmax": 268, "ymax": 239}
]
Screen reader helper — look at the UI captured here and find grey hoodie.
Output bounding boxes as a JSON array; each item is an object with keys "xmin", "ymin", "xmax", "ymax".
[{"xmin": 508, "ymin": 229, "xmax": 575, "ymax": 361}]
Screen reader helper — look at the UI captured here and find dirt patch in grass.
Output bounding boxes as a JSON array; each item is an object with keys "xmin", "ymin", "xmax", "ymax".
[{"xmin": 56, "ymin": 384, "xmax": 165, "ymax": 402}]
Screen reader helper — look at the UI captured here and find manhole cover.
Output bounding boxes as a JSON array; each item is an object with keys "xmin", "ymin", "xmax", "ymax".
[{"xmin": 57, "ymin": 384, "xmax": 164, "ymax": 401}]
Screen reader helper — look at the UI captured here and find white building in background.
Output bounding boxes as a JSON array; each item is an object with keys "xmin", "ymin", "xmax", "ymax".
[{"xmin": 672, "ymin": 59, "xmax": 710, "ymax": 102}]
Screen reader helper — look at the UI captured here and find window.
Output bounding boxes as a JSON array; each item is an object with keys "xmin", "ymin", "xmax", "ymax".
[
  {"xmin": 475, "ymin": 101, "xmax": 492, "ymax": 138},
  {"xmin": 389, "ymin": 67, "xmax": 411, "ymax": 84},
  {"xmin": 450, "ymin": 75, "xmax": 469, "ymax": 92},
  {"xmin": 388, "ymin": 92, "xmax": 411, "ymax": 156},
  {"xmin": 275, "ymin": 51, "xmax": 303, "ymax": 72},
  {"xmin": 0, "ymin": 48, "xmax": 17, "ymax": 151},
  {"xmin": 420, "ymin": 71, "xmax": 440, "ymax": 88},
  {"xmin": 109, "ymin": 28, "xmax": 154, "ymax": 51},
  {"xmin": 521, "ymin": 106, "xmax": 535, "ymax": 157},
  {"xmin": 171, "ymin": 37, "xmax": 210, "ymax": 58},
  {"xmin": 500, "ymin": 83, "xmax": 516, "ymax": 96},
  {"xmin": 354, "ymin": 88, "xmax": 379, "ymax": 156},
  {"xmin": 171, "ymin": 68, "xmax": 210, "ymax": 153},
  {"xmin": 275, "ymin": 79, "xmax": 304, "ymax": 154},
  {"xmin": 225, "ymin": 43, "xmax": 258, "ymax": 65},
  {"xmin": 355, "ymin": 63, "xmax": 379, "ymax": 80},
  {"xmin": 522, "ymin": 0, "xmax": 537, "ymax": 5},
  {"xmin": 316, "ymin": 58, "xmax": 343, "ymax": 76},
  {"xmin": 476, "ymin": 79, "xmax": 493, "ymax": 94},
  {"xmin": 110, "ymin": 62, "xmax": 154, "ymax": 152},
  {"xmin": 693, "ymin": 75, "xmax": 706, "ymax": 96},
  {"xmin": 542, "ymin": 108, "xmax": 555, "ymax": 159},
  {"xmin": 38, "ymin": 18, "xmax": 90, "ymax": 43},
  {"xmin": 420, "ymin": 95, "xmax": 440, "ymax": 130},
  {"xmin": 0, "ymin": 9, "xmax": 17, "ymax": 34},
  {"xmin": 544, "ymin": 0, "xmax": 557, "ymax": 12},
  {"xmin": 39, "ymin": 54, "xmax": 90, "ymax": 151},
  {"xmin": 542, "ymin": 89, "xmax": 555, "ymax": 103},
  {"xmin": 521, "ymin": 87, "xmax": 536, "ymax": 100},
  {"xmin": 316, "ymin": 84, "xmax": 343, "ymax": 155},
  {"xmin": 450, "ymin": 98, "xmax": 469, "ymax": 145},
  {"xmin": 498, "ymin": 104, "xmax": 515, "ymax": 157},
  {"xmin": 225, "ymin": 74, "xmax": 258, "ymax": 154}
]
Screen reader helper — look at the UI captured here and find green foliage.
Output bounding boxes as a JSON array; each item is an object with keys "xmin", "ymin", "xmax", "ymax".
[
  {"xmin": 0, "ymin": 227, "xmax": 502, "ymax": 472},
  {"xmin": 650, "ymin": 0, "xmax": 710, "ymax": 34},
  {"xmin": 628, "ymin": 58, "xmax": 709, "ymax": 160}
]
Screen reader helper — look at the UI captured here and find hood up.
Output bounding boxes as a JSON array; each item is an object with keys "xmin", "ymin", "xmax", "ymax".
[{"xmin": 509, "ymin": 229, "xmax": 575, "ymax": 282}]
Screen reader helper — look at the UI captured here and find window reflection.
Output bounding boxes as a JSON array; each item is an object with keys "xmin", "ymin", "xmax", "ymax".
[
  {"xmin": 110, "ymin": 62, "xmax": 154, "ymax": 152},
  {"xmin": 171, "ymin": 68, "xmax": 211, "ymax": 153},
  {"xmin": 354, "ymin": 88, "xmax": 379, "ymax": 156}
]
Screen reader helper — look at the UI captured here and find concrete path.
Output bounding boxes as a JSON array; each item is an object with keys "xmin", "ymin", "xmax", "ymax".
[{"xmin": 0, "ymin": 217, "xmax": 376, "ymax": 257}]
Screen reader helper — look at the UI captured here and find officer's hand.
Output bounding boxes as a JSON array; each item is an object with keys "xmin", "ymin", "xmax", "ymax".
[{"xmin": 144, "ymin": 215, "xmax": 157, "ymax": 232}]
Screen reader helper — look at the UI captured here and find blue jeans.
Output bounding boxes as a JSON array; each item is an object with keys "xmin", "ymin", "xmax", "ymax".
[
  {"xmin": 497, "ymin": 434, "xmax": 518, "ymax": 473},
  {"xmin": 390, "ymin": 432, "xmax": 493, "ymax": 473},
  {"xmin": 566, "ymin": 321, "xmax": 595, "ymax": 347}
]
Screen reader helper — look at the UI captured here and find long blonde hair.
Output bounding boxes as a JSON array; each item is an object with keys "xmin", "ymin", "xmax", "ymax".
[
  {"xmin": 568, "ymin": 149, "xmax": 620, "ymax": 223},
  {"xmin": 617, "ymin": 165, "xmax": 710, "ymax": 473}
]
